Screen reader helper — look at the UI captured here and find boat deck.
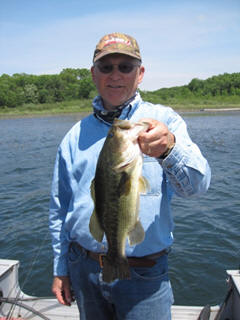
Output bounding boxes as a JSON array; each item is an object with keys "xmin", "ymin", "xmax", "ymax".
[
  {"xmin": 0, "ymin": 259, "xmax": 228, "ymax": 320},
  {"xmin": 0, "ymin": 298, "xmax": 220, "ymax": 320}
]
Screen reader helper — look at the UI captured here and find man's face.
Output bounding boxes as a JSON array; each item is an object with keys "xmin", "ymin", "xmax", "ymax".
[{"xmin": 91, "ymin": 54, "xmax": 145, "ymax": 111}]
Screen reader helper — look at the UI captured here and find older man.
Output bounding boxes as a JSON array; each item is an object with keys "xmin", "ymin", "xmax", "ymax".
[{"xmin": 50, "ymin": 32, "xmax": 211, "ymax": 320}]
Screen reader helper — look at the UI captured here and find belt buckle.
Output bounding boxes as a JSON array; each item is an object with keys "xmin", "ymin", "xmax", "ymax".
[{"xmin": 99, "ymin": 253, "xmax": 106, "ymax": 268}]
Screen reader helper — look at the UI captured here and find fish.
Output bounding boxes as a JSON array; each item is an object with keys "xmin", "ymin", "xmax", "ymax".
[{"xmin": 89, "ymin": 118, "xmax": 150, "ymax": 283}]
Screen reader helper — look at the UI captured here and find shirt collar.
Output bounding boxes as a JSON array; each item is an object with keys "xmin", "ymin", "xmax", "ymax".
[{"xmin": 92, "ymin": 91, "xmax": 142, "ymax": 124}]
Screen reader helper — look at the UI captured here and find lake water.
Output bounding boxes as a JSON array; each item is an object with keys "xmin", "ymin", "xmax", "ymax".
[{"xmin": 0, "ymin": 111, "xmax": 239, "ymax": 307}]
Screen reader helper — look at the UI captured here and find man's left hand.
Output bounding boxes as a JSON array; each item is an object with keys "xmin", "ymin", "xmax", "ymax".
[{"xmin": 138, "ymin": 118, "xmax": 175, "ymax": 158}]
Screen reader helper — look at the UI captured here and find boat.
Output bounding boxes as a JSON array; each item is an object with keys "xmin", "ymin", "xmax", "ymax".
[{"xmin": 0, "ymin": 259, "xmax": 239, "ymax": 319}]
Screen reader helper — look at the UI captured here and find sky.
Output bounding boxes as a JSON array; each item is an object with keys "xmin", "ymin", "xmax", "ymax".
[{"xmin": 0, "ymin": 0, "xmax": 240, "ymax": 91}]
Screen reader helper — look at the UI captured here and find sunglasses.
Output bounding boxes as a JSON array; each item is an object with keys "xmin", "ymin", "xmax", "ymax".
[{"xmin": 95, "ymin": 61, "xmax": 141, "ymax": 74}]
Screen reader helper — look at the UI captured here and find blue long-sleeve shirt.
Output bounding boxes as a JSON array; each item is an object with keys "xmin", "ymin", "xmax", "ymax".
[{"xmin": 49, "ymin": 93, "xmax": 211, "ymax": 276}]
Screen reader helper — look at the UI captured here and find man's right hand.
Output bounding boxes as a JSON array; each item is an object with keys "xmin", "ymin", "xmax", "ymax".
[{"xmin": 52, "ymin": 276, "xmax": 73, "ymax": 306}]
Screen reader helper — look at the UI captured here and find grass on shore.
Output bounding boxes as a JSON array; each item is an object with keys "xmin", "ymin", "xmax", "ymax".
[
  {"xmin": 1, "ymin": 97, "xmax": 240, "ymax": 118},
  {"xmin": 0, "ymin": 99, "xmax": 92, "ymax": 118}
]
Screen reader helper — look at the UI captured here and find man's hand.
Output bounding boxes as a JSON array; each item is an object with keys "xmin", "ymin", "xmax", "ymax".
[
  {"xmin": 138, "ymin": 118, "xmax": 175, "ymax": 158},
  {"xmin": 52, "ymin": 276, "xmax": 73, "ymax": 306}
]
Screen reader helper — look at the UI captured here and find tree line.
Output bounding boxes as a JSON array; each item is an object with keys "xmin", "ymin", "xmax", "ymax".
[
  {"xmin": 0, "ymin": 69, "xmax": 240, "ymax": 109},
  {"xmin": 0, "ymin": 68, "xmax": 96, "ymax": 108},
  {"xmin": 141, "ymin": 72, "xmax": 240, "ymax": 105}
]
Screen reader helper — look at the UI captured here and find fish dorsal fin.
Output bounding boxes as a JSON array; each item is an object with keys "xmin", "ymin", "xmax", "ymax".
[
  {"xmin": 89, "ymin": 179, "xmax": 104, "ymax": 242},
  {"xmin": 89, "ymin": 209, "xmax": 104, "ymax": 242}
]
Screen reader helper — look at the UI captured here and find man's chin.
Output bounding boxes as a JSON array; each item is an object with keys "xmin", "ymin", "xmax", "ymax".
[{"xmin": 103, "ymin": 99, "xmax": 127, "ymax": 111}]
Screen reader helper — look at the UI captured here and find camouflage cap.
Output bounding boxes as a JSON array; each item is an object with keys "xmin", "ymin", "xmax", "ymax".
[{"xmin": 93, "ymin": 32, "xmax": 141, "ymax": 63}]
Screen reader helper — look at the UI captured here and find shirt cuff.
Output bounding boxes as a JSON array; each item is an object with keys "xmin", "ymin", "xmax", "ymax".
[
  {"xmin": 157, "ymin": 143, "xmax": 185, "ymax": 173},
  {"xmin": 53, "ymin": 254, "xmax": 69, "ymax": 276}
]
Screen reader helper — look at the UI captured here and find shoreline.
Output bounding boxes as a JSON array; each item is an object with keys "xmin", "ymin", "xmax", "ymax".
[
  {"xmin": 1, "ymin": 107, "xmax": 240, "ymax": 120},
  {"xmin": 200, "ymin": 107, "xmax": 240, "ymax": 112}
]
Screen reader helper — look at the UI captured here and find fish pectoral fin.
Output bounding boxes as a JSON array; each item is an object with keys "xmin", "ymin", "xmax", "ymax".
[
  {"xmin": 128, "ymin": 220, "xmax": 145, "ymax": 245},
  {"xmin": 90, "ymin": 179, "xmax": 95, "ymax": 200},
  {"xmin": 89, "ymin": 210, "xmax": 104, "ymax": 242},
  {"xmin": 139, "ymin": 176, "xmax": 150, "ymax": 194}
]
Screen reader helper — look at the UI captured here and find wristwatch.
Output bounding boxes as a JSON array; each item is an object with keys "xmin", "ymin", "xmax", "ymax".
[{"xmin": 159, "ymin": 136, "xmax": 176, "ymax": 159}]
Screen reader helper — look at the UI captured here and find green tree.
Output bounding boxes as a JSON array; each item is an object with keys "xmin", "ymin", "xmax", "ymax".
[
  {"xmin": 0, "ymin": 89, "xmax": 8, "ymax": 107},
  {"xmin": 188, "ymin": 78, "xmax": 204, "ymax": 93},
  {"xmin": 24, "ymin": 84, "xmax": 39, "ymax": 103},
  {"xmin": 79, "ymin": 77, "xmax": 96, "ymax": 99}
]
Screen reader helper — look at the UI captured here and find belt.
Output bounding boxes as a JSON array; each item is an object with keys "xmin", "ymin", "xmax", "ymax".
[{"xmin": 71, "ymin": 242, "xmax": 168, "ymax": 268}]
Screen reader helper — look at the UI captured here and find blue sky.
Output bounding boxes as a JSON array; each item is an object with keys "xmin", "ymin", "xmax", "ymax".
[{"xmin": 1, "ymin": 0, "xmax": 240, "ymax": 90}]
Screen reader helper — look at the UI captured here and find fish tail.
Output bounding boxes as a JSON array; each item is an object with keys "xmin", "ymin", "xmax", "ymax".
[{"xmin": 102, "ymin": 256, "xmax": 130, "ymax": 283}]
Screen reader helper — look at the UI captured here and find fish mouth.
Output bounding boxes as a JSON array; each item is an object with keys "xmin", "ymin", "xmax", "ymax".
[
  {"xmin": 113, "ymin": 119, "xmax": 132, "ymax": 129},
  {"xmin": 113, "ymin": 119, "xmax": 149, "ymax": 132}
]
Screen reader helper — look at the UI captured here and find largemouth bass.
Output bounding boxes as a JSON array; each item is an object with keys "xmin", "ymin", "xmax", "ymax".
[{"xmin": 89, "ymin": 119, "xmax": 149, "ymax": 283}]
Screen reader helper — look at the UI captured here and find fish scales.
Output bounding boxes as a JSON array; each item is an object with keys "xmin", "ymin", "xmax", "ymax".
[{"xmin": 89, "ymin": 119, "xmax": 149, "ymax": 283}]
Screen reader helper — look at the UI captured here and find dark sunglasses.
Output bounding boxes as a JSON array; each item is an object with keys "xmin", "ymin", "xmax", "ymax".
[{"xmin": 95, "ymin": 61, "xmax": 141, "ymax": 74}]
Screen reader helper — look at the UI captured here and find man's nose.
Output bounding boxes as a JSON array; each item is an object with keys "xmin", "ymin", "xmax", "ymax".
[{"xmin": 109, "ymin": 65, "xmax": 122, "ymax": 79}]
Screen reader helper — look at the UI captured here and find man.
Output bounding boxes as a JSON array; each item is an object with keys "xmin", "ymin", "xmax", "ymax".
[{"xmin": 49, "ymin": 32, "xmax": 211, "ymax": 319}]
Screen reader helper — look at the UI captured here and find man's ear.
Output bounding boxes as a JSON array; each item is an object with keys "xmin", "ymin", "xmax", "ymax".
[
  {"xmin": 91, "ymin": 66, "xmax": 96, "ymax": 84},
  {"xmin": 138, "ymin": 66, "xmax": 145, "ymax": 85}
]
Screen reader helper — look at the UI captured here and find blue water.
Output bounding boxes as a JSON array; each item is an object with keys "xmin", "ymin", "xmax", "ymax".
[{"xmin": 0, "ymin": 111, "xmax": 239, "ymax": 307}]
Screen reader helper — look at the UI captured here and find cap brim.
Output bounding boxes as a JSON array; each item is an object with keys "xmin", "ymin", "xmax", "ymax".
[{"xmin": 93, "ymin": 49, "xmax": 141, "ymax": 62}]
